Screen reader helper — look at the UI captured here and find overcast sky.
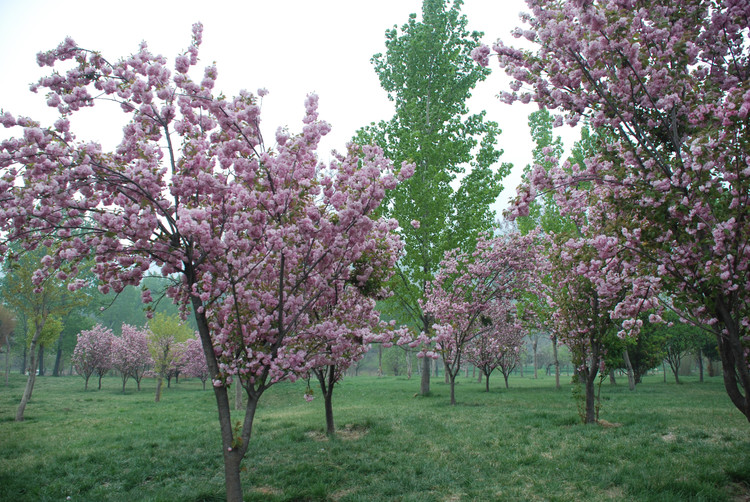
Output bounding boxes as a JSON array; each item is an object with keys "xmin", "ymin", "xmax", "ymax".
[{"xmin": 0, "ymin": 0, "xmax": 579, "ymax": 214}]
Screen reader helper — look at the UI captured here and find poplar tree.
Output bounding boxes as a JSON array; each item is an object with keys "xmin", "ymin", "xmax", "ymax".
[{"xmin": 359, "ymin": 0, "xmax": 508, "ymax": 395}]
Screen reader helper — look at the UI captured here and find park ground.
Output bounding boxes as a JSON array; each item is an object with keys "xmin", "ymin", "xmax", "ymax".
[{"xmin": 1, "ymin": 372, "xmax": 749, "ymax": 501}]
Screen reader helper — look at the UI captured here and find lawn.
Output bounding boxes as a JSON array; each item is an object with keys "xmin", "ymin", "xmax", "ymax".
[{"xmin": 1, "ymin": 371, "xmax": 749, "ymax": 501}]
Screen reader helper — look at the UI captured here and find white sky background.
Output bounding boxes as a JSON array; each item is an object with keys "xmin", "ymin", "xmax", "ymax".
[{"xmin": 0, "ymin": 0, "xmax": 580, "ymax": 215}]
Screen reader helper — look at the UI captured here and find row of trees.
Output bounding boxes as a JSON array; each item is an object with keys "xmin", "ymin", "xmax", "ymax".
[{"xmin": 71, "ymin": 314, "xmax": 209, "ymax": 397}]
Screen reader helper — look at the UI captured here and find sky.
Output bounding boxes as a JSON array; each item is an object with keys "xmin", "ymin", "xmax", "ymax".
[{"xmin": 0, "ymin": 0, "xmax": 580, "ymax": 214}]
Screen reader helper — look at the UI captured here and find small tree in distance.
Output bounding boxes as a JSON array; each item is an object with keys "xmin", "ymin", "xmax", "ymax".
[
  {"xmin": 181, "ymin": 335, "xmax": 209, "ymax": 390},
  {"xmin": 111, "ymin": 325, "xmax": 152, "ymax": 393},
  {"xmin": 421, "ymin": 232, "xmax": 540, "ymax": 405},
  {"xmin": 72, "ymin": 324, "xmax": 114, "ymax": 390},
  {"xmin": 147, "ymin": 312, "xmax": 193, "ymax": 402},
  {"xmin": 466, "ymin": 301, "xmax": 526, "ymax": 391}
]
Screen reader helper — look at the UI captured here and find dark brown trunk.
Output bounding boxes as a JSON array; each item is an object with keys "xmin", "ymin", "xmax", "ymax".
[
  {"xmin": 420, "ymin": 356, "xmax": 430, "ymax": 395},
  {"xmin": 53, "ymin": 344, "xmax": 63, "ymax": 376},
  {"xmin": 38, "ymin": 345, "xmax": 44, "ymax": 376},
  {"xmin": 584, "ymin": 367, "xmax": 597, "ymax": 424},
  {"xmin": 485, "ymin": 372, "xmax": 490, "ymax": 392},
  {"xmin": 449, "ymin": 373, "xmax": 456, "ymax": 405},
  {"xmin": 714, "ymin": 297, "xmax": 750, "ymax": 421},
  {"xmin": 155, "ymin": 377, "xmax": 163, "ymax": 402},
  {"xmin": 191, "ymin": 295, "xmax": 255, "ymax": 501},
  {"xmin": 697, "ymin": 348, "xmax": 704, "ymax": 383}
]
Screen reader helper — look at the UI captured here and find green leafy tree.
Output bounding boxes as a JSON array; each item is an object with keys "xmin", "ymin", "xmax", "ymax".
[
  {"xmin": 621, "ymin": 319, "xmax": 668, "ymax": 384},
  {"xmin": 662, "ymin": 313, "xmax": 703, "ymax": 384},
  {"xmin": 516, "ymin": 109, "xmax": 576, "ymax": 389},
  {"xmin": 147, "ymin": 312, "xmax": 193, "ymax": 403},
  {"xmin": 0, "ymin": 305, "xmax": 17, "ymax": 385},
  {"xmin": 358, "ymin": 0, "xmax": 507, "ymax": 395},
  {"xmin": 2, "ymin": 247, "xmax": 89, "ymax": 421},
  {"xmin": 516, "ymin": 109, "xmax": 567, "ymax": 236}
]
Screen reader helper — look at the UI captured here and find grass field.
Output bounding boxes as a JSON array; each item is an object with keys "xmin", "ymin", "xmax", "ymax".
[{"xmin": 1, "ymin": 371, "xmax": 749, "ymax": 501}]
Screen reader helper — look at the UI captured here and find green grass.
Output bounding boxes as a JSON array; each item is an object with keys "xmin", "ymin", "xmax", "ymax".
[{"xmin": 1, "ymin": 372, "xmax": 748, "ymax": 501}]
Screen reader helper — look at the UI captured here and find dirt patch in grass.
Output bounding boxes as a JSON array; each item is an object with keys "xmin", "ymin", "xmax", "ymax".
[
  {"xmin": 597, "ymin": 419, "xmax": 622, "ymax": 428},
  {"xmin": 251, "ymin": 485, "xmax": 282, "ymax": 497},
  {"xmin": 305, "ymin": 423, "xmax": 369, "ymax": 441},
  {"xmin": 661, "ymin": 432, "xmax": 676, "ymax": 442}
]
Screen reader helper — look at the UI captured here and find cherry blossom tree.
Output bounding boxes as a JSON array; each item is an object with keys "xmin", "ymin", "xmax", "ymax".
[
  {"xmin": 477, "ymin": 0, "xmax": 750, "ymax": 422},
  {"xmin": 72, "ymin": 324, "xmax": 114, "ymax": 390},
  {"xmin": 466, "ymin": 300, "xmax": 526, "ymax": 391},
  {"xmin": 0, "ymin": 25, "xmax": 409, "ymax": 499},
  {"xmin": 304, "ymin": 286, "xmax": 395, "ymax": 436},
  {"xmin": 302, "ymin": 229, "xmax": 403, "ymax": 436},
  {"xmin": 181, "ymin": 335, "xmax": 209, "ymax": 390},
  {"xmin": 421, "ymin": 232, "xmax": 540, "ymax": 405},
  {"xmin": 111, "ymin": 324, "xmax": 152, "ymax": 392}
]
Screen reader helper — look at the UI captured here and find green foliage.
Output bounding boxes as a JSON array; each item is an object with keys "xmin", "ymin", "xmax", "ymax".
[
  {"xmin": 359, "ymin": 0, "xmax": 507, "ymax": 331},
  {"xmin": 623, "ymin": 319, "xmax": 669, "ymax": 383},
  {"xmin": 97, "ymin": 277, "xmax": 197, "ymax": 334},
  {"xmin": 516, "ymin": 109, "xmax": 570, "ymax": 236},
  {"xmin": 26, "ymin": 316, "xmax": 63, "ymax": 349},
  {"xmin": 0, "ymin": 374, "xmax": 747, "ymax": 501},
  {"xmin": 0, "ymin": 305, "xmax": 16, "ymax": 348}
]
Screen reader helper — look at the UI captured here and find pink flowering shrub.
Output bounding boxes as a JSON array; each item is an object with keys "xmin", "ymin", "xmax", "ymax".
[{"xmin": 72, "ymin": 324, "xmax": 114, "ymax": 390}]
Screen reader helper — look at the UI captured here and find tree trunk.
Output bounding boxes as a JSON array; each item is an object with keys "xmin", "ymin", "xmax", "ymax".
[
  {"xmin": 713, "ymin": 298, "xmax": 750, "ymax": 421},
  {"xmin": 420, "ymin": 356, "xmax": 430, "ymax": 396},
  {"xmin": 16, "ymin": 324, "xmax": 44, "ymax": 422},
  {"xmin": 53, "ymin": 343, "xmax": 63, "ymax": 376},
  {"xmin": 697, "ymin": 348, "xmax": 704, "ymax": 383},
  {"xmin": 623, "ymin": 348, "xmax": 636, "ymax": 391},
  {"xmin": 485, "ymin": 372, "xmax": 490, "ymax": 392},
  {"xmin": 318, "ymin": 366, "xmax": 336, "ymax": 437},
  {"xmin": 609, "ymin": 369, "xmax": 616, "ymax": 385},
  {"xmin": 155, "ymin": 376, "xmax": 163, "ymax": 403},
  {"xmin": 552, "ymin": 335, "xmax": 561, "ymax": 390},
  {"xmin": 38, "ymin": 345, "xmax": 44, "ymax": 376},
  {"xmin": 532, "ymin": 338, "xmax": 538, "ymax": 379},
  {"xmin": 20, "ymin": 345, "xmax": 27, "ymax": 376},
  {"xmin": 503, "ymin": 371, "xmax": 509, "ymax": 389},
  {"xmin": 98, "ymin": 373, "xmax": 103, "ymax": 390},
  {"xmin": 444, "ymin": 361, "xmax": 449, "ymax": 384},
  {"xmin": 4, "ymin": 338, "xmax": 10, "ymax": 386},
  {"xmin": 449, "ymin": 373, "xmax": 456, "ymax": 405},
  {"xmin": 584, "ymin": 368, "xmax": 597, "ymax": 424},
  {"xmin": 377, "ymin": 345, "xmax": 383, "ymax": 377}
]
